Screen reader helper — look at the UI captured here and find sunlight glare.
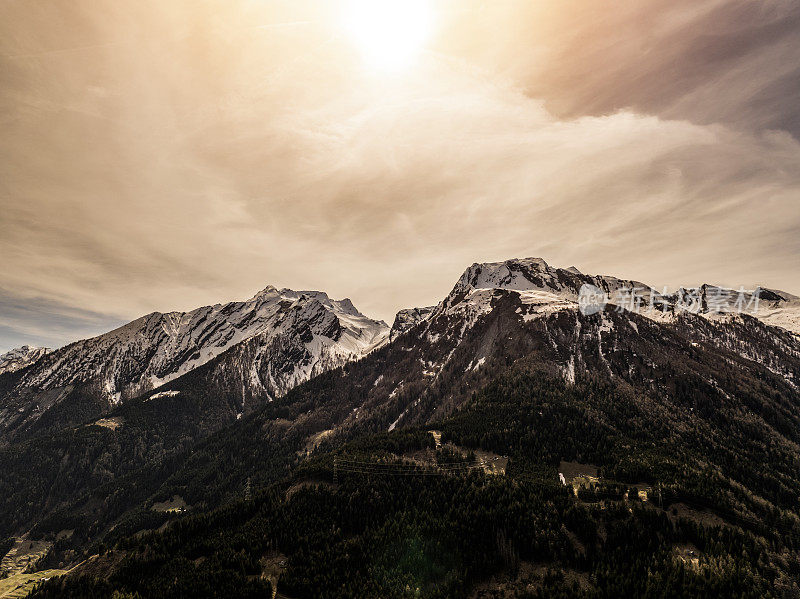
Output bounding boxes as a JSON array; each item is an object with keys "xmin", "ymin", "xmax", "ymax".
[{"xmin": 343, "ymin": 0, "xmax": 433, "ymax": 70}]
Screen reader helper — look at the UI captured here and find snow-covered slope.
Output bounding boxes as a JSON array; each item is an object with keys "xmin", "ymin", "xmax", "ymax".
[
  {"xmin": 756, "ymin": 296, "xmax": 800, "ymax": 333},
  {"xmin": 364, "ymin": 259, "xmax": 800, "ymax": 434},
  {"xmin": 399, "ymin": 258, "xmax": 800, "ymax": 337},
  {"xmin": 410, "ymin": 258, "xmax": 652, "ymax": 341},
  {"xmin": 0, "ymin": 346, "xmax": 51, "ymax": 375},
  {"xmin": 3, "ymin": 258, "xmax": 796, "ymax": 442},
  {"xmin": 1, "ymin": 287, "xmax": 388, "ymax": 435},
  {"xmin": 699, "ymin": 286, "xmax": 800, "ymax": 334},
  {"xmin": 450, "ymin": 258, "xmax": 640, "ymax": 298}
]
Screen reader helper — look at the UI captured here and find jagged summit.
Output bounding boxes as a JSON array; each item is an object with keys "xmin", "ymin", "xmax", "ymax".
[
  {"xmin": 249, "ymin": 286, "xmax": 372, "ymax": 320},
  {"xmin": 394, "ymin": 257, "xmax": 800, "ymax": 338},
  {"xmin": 455, "ymin": 257, "xmax": 554, "ymax": 292},
  {"xmin": 438, "ymin": 257, "xmax": 650, "ymax": 321},
  {"xmin": 4, "ymin": 260, "xmax": 798, "ymax": 442},
  {"xmin": 451, "ymin": 257, "xmax": 650, "ymax": 298},
  {"xmin": 0, "ymin": 345, "xmax": 51, "ymax": 375},
  {"xmin": 0, "ymin": 285, "xmax": 389, "ymax": 436}
]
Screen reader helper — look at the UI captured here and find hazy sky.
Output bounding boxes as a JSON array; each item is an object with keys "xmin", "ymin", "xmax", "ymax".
[{"xmin": 2, "ymin": 0, "xmax": 799, "ymax": 352}]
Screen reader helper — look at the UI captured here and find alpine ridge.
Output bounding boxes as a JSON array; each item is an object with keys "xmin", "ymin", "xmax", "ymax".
[
  {"xmin": 2, "ymin": 257, "xmax": 800, "ymax": 599},
  {"xmin": 0, "ymin": 345, "xmax": 51, "ymax": 375},
  {"xmin": 0, "ymin": 286, "xmax": 388, "ymax": 439},
  {"xmin": 413, "ymin": 257, "xmax": 800, "ymax": 337}
]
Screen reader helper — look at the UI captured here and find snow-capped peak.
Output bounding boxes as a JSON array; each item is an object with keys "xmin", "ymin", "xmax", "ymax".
[
  {"xmin": 6, "ymin": 287, "xmax": 389, "ymax": 410},
  {"xmin": 418, "ymin": 257, "xmax": 800, "ymax": 336},
  {"xmin": 0, "ymin": 345, "xmax": 52, "ymax": 375},
  {"xmin": 455, "ymin": 257, "xmax": 555, "ymax": 293},
  {"xmin": 443, "ymin": 257, "xmax": 649, "ymax": 312}
]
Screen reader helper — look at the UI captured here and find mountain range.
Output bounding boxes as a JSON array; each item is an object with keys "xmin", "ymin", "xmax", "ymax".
[
  {"xmin": 2, "ymin": 257, "xmax": 800, "ymax": 598},
  {"xmin": 0, "ymin": 286, "xmax": 387, "ymax": 442}
]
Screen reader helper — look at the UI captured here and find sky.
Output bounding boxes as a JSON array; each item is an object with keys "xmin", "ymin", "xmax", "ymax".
[{"xmin": 1, "ymin": 0, "xmax": 799, "ymax": 352}]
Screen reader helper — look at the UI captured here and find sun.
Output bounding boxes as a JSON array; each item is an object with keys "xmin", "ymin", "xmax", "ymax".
[{"xmin": 342, "ymin": 0, "xmax": 433, "ymax": 70}]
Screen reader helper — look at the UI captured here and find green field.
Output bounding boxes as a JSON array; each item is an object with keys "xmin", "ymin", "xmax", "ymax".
[{"xmin": 0, "ymin": 570, "xmax": 67, "ymax": 599}]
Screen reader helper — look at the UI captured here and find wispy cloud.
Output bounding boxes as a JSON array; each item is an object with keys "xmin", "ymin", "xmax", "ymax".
[
  {"xmin": 0, "ymin": 289, "xmax": 124, "ymax": 353},
  {"xmin": 0, "ymin": 0, "xmax": 798, "ymax": 349},
  {"xmin": 445, "ymin": 0, "xmax": 800, "ymax": 136}
]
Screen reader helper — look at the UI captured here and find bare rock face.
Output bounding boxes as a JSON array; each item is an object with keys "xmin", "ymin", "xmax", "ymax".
[{"xmin": 390, "ymin": 306, "xmax": 435, "ymax": 340}]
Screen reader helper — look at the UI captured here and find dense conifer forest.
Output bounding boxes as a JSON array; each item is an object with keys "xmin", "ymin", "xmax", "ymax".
[{"xmin": 27, "ymin": 365, "xmax": 800, "ymax": 598}]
